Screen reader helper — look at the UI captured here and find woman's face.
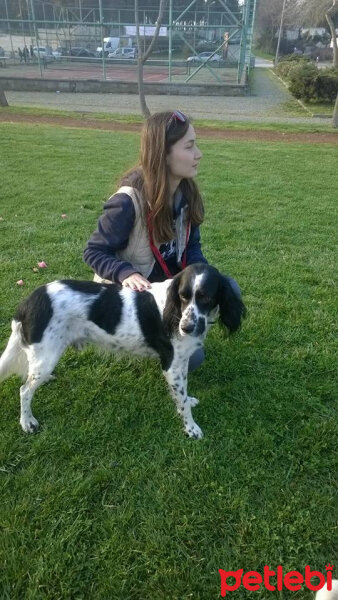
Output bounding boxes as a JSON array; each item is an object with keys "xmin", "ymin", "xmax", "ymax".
[{"xmin": 166, "ymin": 124, "xmax": 203, "ymax": 182}]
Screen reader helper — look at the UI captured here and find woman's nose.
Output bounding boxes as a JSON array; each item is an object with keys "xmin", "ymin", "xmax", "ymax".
[{"xmin": 195, "ymin": 147, "xmax": 202, "ymax": 160}]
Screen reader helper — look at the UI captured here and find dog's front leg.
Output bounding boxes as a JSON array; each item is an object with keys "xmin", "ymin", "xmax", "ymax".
[{"xmin": 163, "ymin": 359, "xmax": 203, "ymax": 440}]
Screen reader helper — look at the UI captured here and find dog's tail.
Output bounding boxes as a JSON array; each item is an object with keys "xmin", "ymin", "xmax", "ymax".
[{"xmin": 0, "ymin": 320, "xmax": 28, "ymax": 382}]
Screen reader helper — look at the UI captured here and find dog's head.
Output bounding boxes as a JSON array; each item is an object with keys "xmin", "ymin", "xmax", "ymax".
[{"xmin": 163, "ymin": 263, "xmax": 246, "ymax": 338}]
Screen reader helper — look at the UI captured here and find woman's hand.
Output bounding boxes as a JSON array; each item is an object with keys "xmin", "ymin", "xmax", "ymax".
[{"xmin": 122, "ymin": 273, "xmax": 152, "ymax": 292}]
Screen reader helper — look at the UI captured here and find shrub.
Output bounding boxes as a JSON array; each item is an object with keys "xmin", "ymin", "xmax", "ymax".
[
  {"xmin": 274, "ymin": 54, "xmax": 311, "ymax": 79},
  {"xmin": 287, "ymin": 62, "xmax": 319, "ymax": 101},
  {"xmin": 314, "ymin": 67, "xmax": 338, "ymax": 103},
  {"xmin": 279, "ymin": 54, "xmax": 311, "ymax": 63}
]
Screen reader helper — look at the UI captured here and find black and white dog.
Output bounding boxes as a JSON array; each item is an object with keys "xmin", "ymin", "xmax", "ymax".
[{"xmin": 0, "ymin": 264, "xmax": 245, "ymax": 439}]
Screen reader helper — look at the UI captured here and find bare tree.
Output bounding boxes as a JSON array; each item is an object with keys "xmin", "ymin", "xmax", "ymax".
[
  {"xmin": 135, "ymin": 0, "xmax": 168, "ymax": 118},
  {"xmin": 255, "ymin": 0, "xmax": 299, "ymax": 53},
  {"xmin": 0, "ymin": 83, "xmax": 8, "ymax": 107},
  {"xmin": 333, "ymin": 91, "xmax": 338, "ymax": 126},
  {"xmin": 296, "ymin": 0, "xmax": 338, "ymax": 67}
]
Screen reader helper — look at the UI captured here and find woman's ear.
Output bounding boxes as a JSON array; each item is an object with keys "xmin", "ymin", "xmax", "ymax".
[
  {"xmin": 163, "ymin": 272, "xmax": 183, "ymax": 336},
  {"xmin": 217, "ymin": 275, "xmax": 246, "ymax": 334}
]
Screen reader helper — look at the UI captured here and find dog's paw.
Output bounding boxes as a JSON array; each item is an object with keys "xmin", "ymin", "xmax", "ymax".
[
  {"xmin": 20, "ymin": 416, "xmax": 39, "ymax": 434},
  {"xmin": 187, "ymin": 396, "xmax": 199, "ymax": 407},
  {"xmin": 185, "ymin": 421, "xmax": 203, "ymax": 440}
]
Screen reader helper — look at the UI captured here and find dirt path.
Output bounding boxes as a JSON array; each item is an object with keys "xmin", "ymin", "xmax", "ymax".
[{"xmin": 1, "ymin": 111, "xmax": 337, "ymax": 143}]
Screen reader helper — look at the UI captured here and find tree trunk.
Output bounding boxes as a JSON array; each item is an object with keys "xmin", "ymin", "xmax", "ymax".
[
  {"xmin": 326, "ymin": 1, "xmax": 338, "ymax": 68},
  {"xmin": 332, "ymin": 92, "xmax": 338, "ymax": 128},
  {"xmin": 0, "ymin": 83, "xmax": 8, "ymax": 106},
  {"xmin": 135, "ymin": 0, "xmax": 167, "ymax": 118},
  {"xmin": 137, "ymin": 57, "xmax": 150, "ymax": 118}
]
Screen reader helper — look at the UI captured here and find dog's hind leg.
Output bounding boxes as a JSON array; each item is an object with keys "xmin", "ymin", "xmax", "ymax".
[{"xmin": 19, "ymin": 343, "xmax": 65, "ymax": 433}]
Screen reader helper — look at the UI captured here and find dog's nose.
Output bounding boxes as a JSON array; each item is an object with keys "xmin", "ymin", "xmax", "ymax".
[{"xmin": 181, "ymin": 322, "xmax": 195, "ymax": 334}]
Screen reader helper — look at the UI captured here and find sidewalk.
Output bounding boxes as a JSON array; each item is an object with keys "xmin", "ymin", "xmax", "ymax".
[{"xmin": 4, "ymin": 68, "xmax": 331, "ymax": 125}]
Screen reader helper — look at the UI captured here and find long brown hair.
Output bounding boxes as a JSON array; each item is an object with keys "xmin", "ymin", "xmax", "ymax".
[{"xmin": 120, "ymin": 111, "xmax": 204, "ymax": 244}]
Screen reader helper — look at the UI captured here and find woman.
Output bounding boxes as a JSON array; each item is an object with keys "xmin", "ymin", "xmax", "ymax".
[
  {"xmin": 84, "ymin": 110, "xmax": 207, "ymax": 370},
  {"xmin": 84, "ymin": 110, "xmax": 207, "ymax": 291}
]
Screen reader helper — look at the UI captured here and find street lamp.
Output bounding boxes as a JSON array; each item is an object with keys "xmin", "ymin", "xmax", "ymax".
[{"xmin": 275, "ymin": 0, "xmax": 287, "ymax": 66}]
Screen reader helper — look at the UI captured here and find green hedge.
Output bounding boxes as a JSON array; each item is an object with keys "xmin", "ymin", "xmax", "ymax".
[
  {"xmin": 275, "ymin": 55, "xmax": 311, "ymax": 80},
  {"xmin": 275, "ymin": 56, "xmax": 338, "ymax": 103},
  {"xmin": 315, "ymin": 67, "xmax": 338, "ymax": 102}
]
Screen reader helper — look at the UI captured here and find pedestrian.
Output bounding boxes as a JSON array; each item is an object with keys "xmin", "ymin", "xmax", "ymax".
[
  {"xmin": 23, "ymin": 45, "xmax": 29, "ymax": 62},
  {"xmin": 30, "ymin": 44, "xmax": 34, "ymax": 59},
  {"xmin": 18, "ymin": 47, "xmax": 23, "ymax": 63},
  {"xmin": 84, "ymin": 110, "xmax": 228, "ymax": 371}
]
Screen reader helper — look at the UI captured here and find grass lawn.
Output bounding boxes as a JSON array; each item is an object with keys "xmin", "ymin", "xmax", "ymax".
[
  {"xmin": 0, "ymin": 122, "xmax": 337, "ymax": 599},
  {"xmin": 2, "ymin": 105, "xmax": 338, "ymax": 134},
  {"xmin": 252, "ymin": 48, "xmax": 275, "ymax": 62}
]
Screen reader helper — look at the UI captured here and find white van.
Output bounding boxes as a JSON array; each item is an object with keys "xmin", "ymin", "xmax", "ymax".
[{"xmin": 96, "ymin": 37, "xmax": 119, "ymax": 57}]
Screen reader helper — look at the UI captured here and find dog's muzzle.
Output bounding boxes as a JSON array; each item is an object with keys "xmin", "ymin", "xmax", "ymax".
[{"xmin": 179, "ymin": 310, "xmax": 206, "ymax": 337}]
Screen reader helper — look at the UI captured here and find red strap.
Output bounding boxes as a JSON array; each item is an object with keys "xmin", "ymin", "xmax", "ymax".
[{"xmin": 147, "ymin": 212, "xmax": 190, "ymax": 279}]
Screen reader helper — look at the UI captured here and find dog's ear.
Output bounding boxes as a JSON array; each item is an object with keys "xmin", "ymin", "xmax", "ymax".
[
  {"xmin": 163, "ymin": 272, "xmax": 183, "ymax": 337},
  {"xmin": 217, "ymin": 274, "xmax": 246, "ymax": 334}
]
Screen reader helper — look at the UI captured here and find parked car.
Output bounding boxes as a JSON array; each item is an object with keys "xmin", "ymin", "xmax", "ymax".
[
  {"xmin": 187, "ymin": 52, "xmax": 222, "ymax": 64},
  {"xmin": 196, "ymin": 40, "xmax": 219, "ymax": 51},
  {"xmin": 70, "ymin": 47, "xmax": 96, "ymax": 58},
  {"xmin": 108, "ymin": 47, "xmax": 137, "ymax": 59},
  {"xmin": 33, "ymin": 46, "xmax": 54, "ymax": 60},
  {"xmin": 52, "ymin": 48, "xmax": 63, "ymax": 59}
]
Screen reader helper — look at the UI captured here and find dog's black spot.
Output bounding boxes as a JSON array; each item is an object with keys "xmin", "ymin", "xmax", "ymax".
[
  {"xmin": 179, "ymin": 388, "xmax": 185, "ymax": 396},
  {"xmin": 87, "ymin": 285, "xmax": 123, "ymax": 335},
  {"xmin": 135, "ymin": 292, "xmax": 173, "ymax": 371},
  {"xmin": 61, "ymin": 280, "xmax": 105, "ymax": 295},
  {"xmin": 15, "ymin": 285, "xmax": 53, "ymax": 345},
  {"xmin": 196, "ymin": 317, "xmax": 206, "ymax": 336}
]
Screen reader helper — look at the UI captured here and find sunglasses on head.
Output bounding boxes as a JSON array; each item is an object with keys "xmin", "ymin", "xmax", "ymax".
[{"xmin": 166, "ymin": 110, "xmax": 187, "ymax": 131}]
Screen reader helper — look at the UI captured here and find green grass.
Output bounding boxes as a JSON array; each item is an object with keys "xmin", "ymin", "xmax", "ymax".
[
  {"xmin": 2, "ymin": 104, "xmax": 338, "ymax": 134},
  {"xmin": 302, "ymin": 101, "xmax": 334, "ymax": 117},
  {"xmin": 252, "ymin": 48, "xmax": 275, "ymax": 62},
  {"xmin": 271, "ymin": 70, "xmax": 335, "ymax": 118},
  {"xmin": 0, "ymin": 123, "xmax": 337, "ymax": 599}
]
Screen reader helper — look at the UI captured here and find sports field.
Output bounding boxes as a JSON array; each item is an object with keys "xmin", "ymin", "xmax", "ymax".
[
  {"xmin": 0, "ymin": 117, "xmax": 337, "ymax": 599},
  {"xmin": 1, "ymin": 59, "xmax": 189, "ymax": 82},
  {"xmin": 0, "ymin": 58, "xmax": 240, "ymax": 84}
]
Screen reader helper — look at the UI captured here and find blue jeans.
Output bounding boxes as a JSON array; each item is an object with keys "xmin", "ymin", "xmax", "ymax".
[{"xmin": 188, "ymin": 348, "xmax": 205, "ymax": 372}]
